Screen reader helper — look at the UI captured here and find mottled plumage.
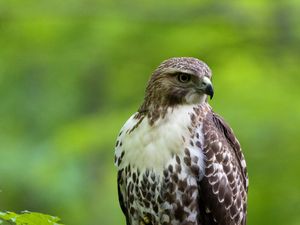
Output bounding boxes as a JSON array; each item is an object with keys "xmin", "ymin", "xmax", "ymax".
[{"xmin": 115, "ymin": 57, "xmax": 248, "ymax": 225}]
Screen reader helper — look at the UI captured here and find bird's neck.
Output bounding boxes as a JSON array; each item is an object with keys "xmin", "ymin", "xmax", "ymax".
[
  {"xmin": 137, "ymin": 101, "xmax": 170, "ymax": 126},
  {"xmin": 138, "ymin": 99, "xmax": 210, "ymax": 126}
]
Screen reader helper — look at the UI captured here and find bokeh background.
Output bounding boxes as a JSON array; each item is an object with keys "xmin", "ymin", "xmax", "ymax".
[{"xmin": 0, "ymin": 0, "xmax": 299, "ymax": 224}]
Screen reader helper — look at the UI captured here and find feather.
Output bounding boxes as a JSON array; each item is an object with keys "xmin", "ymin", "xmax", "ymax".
[{"xmin": 114, "ymin": 57, "xmax": 248, "ymax": 225}]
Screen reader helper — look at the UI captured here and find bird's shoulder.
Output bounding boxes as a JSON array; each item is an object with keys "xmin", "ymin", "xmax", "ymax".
[
  {"xmin": 204, "ymin": 110, "xmax": 248, "ymax": 190},
  {"xmin": 198, "ymin": 109, "xmax": 248, "ymax": 225}
]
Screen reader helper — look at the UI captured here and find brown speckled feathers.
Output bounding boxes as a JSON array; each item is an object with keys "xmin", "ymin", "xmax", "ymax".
[
  {"xmin": 115, "ymin": 57, "xmax": 248, "ymax": 225},
  {"xmin": 198, "ymin": 111, "xmax": 248, "ymax": 225}
]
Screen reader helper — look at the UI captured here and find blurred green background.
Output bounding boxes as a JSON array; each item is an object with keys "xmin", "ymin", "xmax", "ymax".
[{"xmin": 0, "ymin": 0, "xmax": 299, "ymax": 224}]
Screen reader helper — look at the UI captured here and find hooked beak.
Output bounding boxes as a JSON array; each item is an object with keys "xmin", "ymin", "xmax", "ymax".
[
  {"xmin": 197, "ymin": 76, "xmax": 214, "ymax": 99},
  {"xmin": 205, "ymin": 83, "xmax": 214, "ymax": 99}
]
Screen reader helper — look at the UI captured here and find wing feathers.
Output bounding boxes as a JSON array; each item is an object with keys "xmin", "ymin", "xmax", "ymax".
[
  {"xmin": 212, "ymin": 113, "xmax": 248, "ymax": 191},
  {"xmin": 117, "ymin": 170, "xmax": 130, "ymax": 225},
  {"xmin": 199, "ymin": 111, "xmax": 248, "ymax": 225}
]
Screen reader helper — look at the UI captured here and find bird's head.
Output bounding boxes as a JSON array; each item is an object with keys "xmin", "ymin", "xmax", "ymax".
[{"xmin": 140, "ymin": 57, "xmax": 213, "ymax": 114}]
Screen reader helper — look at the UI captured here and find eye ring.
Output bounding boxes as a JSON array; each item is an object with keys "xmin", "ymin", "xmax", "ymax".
[{"xmin": 177, "ymin": 73, "xmax": 191, "ymax": 83}]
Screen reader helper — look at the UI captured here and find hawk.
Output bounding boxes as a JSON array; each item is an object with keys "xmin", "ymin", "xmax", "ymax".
[{"xmin": 114, "ymin": 57, "xmax": 248, "ymax": 225}]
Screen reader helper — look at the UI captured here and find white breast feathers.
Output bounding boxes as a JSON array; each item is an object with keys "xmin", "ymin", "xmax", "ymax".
[{"xmin": 115, "ymin": 105, "xmax": 205, "ymax": 176}]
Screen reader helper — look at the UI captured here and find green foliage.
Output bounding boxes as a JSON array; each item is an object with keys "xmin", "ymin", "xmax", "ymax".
[
  {"xmin": 0, "ymin": 0, "xmax": 299, "ymax": 225},
  {"xmin": 0, "ymin": 211, "xmax": 63, "ymax": 225}
]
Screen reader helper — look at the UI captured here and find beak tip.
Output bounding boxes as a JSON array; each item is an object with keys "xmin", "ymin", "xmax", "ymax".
[
  {"xmin": 206, "ymin": 85, "xmax": 214, "ymax": 100},
  {"xmin": 198, "ymin": 77, "xmax": 214, "ymax": 100}
]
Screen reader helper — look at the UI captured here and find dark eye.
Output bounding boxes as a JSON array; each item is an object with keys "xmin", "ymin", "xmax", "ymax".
[{"xmin": 177, "ymin": 73, "xmax": 191, "ymax": 83}]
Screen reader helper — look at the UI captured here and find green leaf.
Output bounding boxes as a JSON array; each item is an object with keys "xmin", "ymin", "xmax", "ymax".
[{"xmin": 0, "ymin": 211, "xmax": 63, "ymax": 225}]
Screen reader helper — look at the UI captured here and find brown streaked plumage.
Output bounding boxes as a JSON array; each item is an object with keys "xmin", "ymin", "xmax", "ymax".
[{"xmin": 115, "ymin": 57, "xmax": 248, "ymax": 225}]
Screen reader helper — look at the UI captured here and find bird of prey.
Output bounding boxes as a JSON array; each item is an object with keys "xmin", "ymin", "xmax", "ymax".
[{"xmin": 114, "ymin": 57, "xmax": 248, "ymax": 225}]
